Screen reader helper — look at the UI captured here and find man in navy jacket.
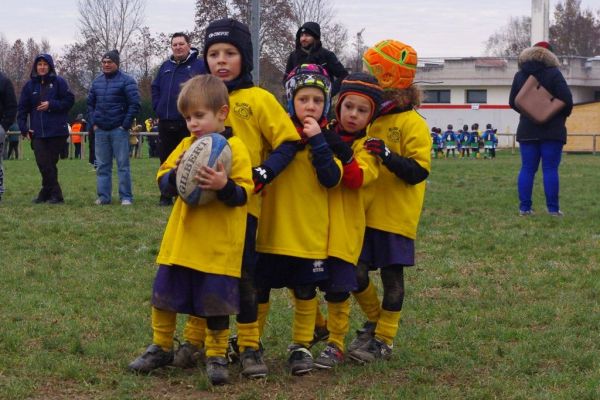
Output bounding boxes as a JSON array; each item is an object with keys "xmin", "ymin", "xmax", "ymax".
[
  {"xmin": 152, "ymin": 32, "xmax": 206, "ymax": 205},
  {"xmin": 18, "ymin": 54, "xmax": 74, "ymax": 204},
  {"xmin": 88, "ymin": 49, "xmax": 141, "ymax": 205},
  {"xmin": 0, "ymin": 72, "xmax": 17, "ymax": 202}
]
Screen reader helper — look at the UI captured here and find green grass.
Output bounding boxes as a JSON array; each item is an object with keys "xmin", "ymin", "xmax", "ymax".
[{"xmin": 0, "ymin": 147, "xmax": 599, "ymax": 399}]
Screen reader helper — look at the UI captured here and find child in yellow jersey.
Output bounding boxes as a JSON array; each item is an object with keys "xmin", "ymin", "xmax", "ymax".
[
  {"xmin": 347, "ymin": 40, "xmax": 432, "ymax": 363},
  {"xmin": 255, "ymin": 64, "xmax": 342, "ymax": 376},
  {"xmin": 128, "ymin": 75, "xmax": 253, "ymax": 386},
  {"xmin": 171, "ymin": 19, "xmax": 301, "ymax": 379},
  {"xmin": 312, "ymin": 72, "xmax": 384, "ymax": 369}
]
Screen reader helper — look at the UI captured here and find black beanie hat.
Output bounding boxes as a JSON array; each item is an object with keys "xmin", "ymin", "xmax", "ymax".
[
  {"xmin": 297, "ymin": 22, "xmax": 321, "ymax": 40},
  {"xmin": 335, "ymin": 72, "xmax": 384, "ymax": 123},
  {"xmin": 102, "ymin": 49, "xmax": 120, "ymax": 66},
  {"xmin": 204, "ymin": 18, "xmax": 253, "ymax": 76}
]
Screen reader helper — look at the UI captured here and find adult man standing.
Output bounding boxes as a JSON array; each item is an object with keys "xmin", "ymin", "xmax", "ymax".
[
  {"xmin": 0, "ymin": 72, "xmax": 18, "ymax": 203},
  {"xmin": 88, "ymin": 50, "xmax": 140, "ymax": 205},
  {"xmin": 284, "ymin": 22, "xmax": 348, "ymax": 95},
  {"xmin": 152, "ymin": 32, "xmax": 206, "ymax": 205}
]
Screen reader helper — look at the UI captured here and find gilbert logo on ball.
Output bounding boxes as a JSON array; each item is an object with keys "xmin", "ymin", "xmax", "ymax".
[
  {"xmin": 362, "ymin": 39, "xmax": 417, "ymax": 90},
  {"xmin": 176, "ymin": 133, "xmax": 232, "ymax": 206}
]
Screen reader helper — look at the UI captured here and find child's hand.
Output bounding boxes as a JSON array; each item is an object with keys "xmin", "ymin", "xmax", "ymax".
[
  {"xmin": 196, "ymin": 161, "xmax": 228, "ymax": 190},
  {"xmin": 303, "ymin": 117, "xmax": 321, "ymax": 138}
]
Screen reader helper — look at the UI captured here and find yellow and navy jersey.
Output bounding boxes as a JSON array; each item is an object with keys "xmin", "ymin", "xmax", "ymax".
[
  {"xmin": 328, "ymin": 136, "xmax": 380, "ymax": 264},
  {"xmin": 256, "ymin": 140, "xmax": 342, "ymax": 259},
  {"xmin": 226, "ymin": 86, "xmax": 300, "ymax": 218},
  {"xmin": 366, "ymin": 109, "xmax": 431, "ymax": 239},
  {"xmin": 156, "ymin": 135, "xmax": 253, "ymax": 278}
]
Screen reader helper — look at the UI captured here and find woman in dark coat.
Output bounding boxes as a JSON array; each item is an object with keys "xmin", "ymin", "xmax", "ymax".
[
  {"xmin": 18, "ymin": 54, "xmax": 74, "ymax": 203},
  {"xmin": 508, "ymin": 42, "xmax": 572, "ymax": 216}
]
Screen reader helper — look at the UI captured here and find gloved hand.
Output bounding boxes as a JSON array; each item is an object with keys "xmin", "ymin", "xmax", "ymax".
[
  {"xmin": 323, "ymin": 131, "xmax": 353, "ymax": 165},
  {"xmin": 364, "ymin": 138, "xmax": 391, "ymax": 163},
  {"xmin": 252, "ymin": 165, "xmax": 274, "ymax": 193}
]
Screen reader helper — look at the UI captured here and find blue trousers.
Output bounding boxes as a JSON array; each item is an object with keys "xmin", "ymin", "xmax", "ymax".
[
  {"xmin": 95, "ymin": 127, "xmax": 132, "ymax": 203},
  {"xmin": 518, "ymin": 140, "xmax": 563, "ymax": 213}
]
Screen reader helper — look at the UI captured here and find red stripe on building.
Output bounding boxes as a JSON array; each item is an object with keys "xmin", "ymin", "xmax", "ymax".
[{"xmin": 419, "ymin": 104, "xmax": 512, "ymax": 109}]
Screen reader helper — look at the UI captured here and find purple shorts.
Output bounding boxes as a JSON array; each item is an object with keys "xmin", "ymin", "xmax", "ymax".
[
  {"xmin": 359, "ymin": 227, "xmax": 415, "ymax": 269},
  {"xmin": 320, "ymin": 257, "xmax": 358, "ymax": 293},
  {"xmin": 256, "ymin": 253, "xmax": 328, "ymax": 290},
  {"xmin": 152, "ymin": 265, "xmax": 239, "ymax": 317}
]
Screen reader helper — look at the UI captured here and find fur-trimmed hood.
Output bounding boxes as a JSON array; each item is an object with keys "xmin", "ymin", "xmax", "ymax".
[{"xmin": 518, "ymin": 46, "xmax": 560, "ymax": 69}]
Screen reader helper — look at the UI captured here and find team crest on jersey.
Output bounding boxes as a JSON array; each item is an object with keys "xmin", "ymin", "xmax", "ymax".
[
  {"xmin": 234, "ymin": 102, "xmax": 252, "ymax": 120},
  {"xmin": 387, "ymin": 127, "xmax": 401, "ymax": 143}
]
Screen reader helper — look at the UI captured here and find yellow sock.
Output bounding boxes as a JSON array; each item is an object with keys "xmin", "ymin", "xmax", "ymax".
[
  {"xmin": 183, "ymin": 316, "xmax": 206, "ymax": 348},
  {"xmin": 237, "ymin": 321, "xmax": 259, "ymax": 352},
  {"xmin": 315, "ymin": 301, "xmax": 327, "ymax": 329},
  {"xmin": 327, "ymin": 299, "xmax": 350, "ymax": 351},
  {"xmin": 374, "ymin": 309, "xmax": 402, "ymax": 346},
  {"xmin": 151, "ymin": 307, "xmax": 176, "ymax": 351},
  {"xmin": 292, "ymin": 297, "xmax": 317, "ymax": 347},
  {"xmin": 257, "ymin": 302, "xmax": 270, "ymax": 337},
  {"xmin": 353, "ymin": 281, "xmax": 381, "ymax": 322},
  {"xmin": 205, "ymin": 328, "xmax": 230, "ymax": 358}
]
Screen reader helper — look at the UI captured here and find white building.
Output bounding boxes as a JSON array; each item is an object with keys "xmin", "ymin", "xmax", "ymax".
[{"xmin": 415, "ymin": 56, "xmax": 600, "ymax": 146}]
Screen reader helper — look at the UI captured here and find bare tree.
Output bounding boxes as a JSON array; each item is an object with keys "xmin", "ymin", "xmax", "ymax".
[
  {"xmin": 192, "ymin": 0, "xmax": 229, "ymax": 50},
  {"xmin": 484, "ymin": 16, "xmax": 531, "ymax": 57},
  {"xmin": 550, "ymin": 0, "xmax": 600, "ymax": 56},
  {"xmin": 77, "ymin": 0, "xmax": 146, "ymax": 54}
]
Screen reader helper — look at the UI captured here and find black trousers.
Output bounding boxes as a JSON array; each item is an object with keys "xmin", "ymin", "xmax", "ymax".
[
  {"xmin": 33, "ymin": 136, "xmax": 67, "ymax": 200},
  {"xmin": 158, "ymin": 119, "xmax": 189, "ymax": 164},
  {"xmin": 7, "ymin": 141, "xmax": 19, "ymax": 159}
]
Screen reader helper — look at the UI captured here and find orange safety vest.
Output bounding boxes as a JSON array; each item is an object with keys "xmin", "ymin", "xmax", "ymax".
[{"xmin": 71, "ymin": 122, "xmax": 83, "ymax": 143}]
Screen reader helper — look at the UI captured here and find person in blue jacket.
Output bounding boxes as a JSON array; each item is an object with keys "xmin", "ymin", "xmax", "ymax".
[
  {"xmin": 18, "ymin": 54, "xmax": 74, "ymax": 204},
  {"xmin": 509, "ymin": 41, "xmax": 573, "ymax": 216},
  {"xmin": 443, "ymin": 124, "xmax": 457, "ymax": 158},
  {"xmin": 151, "ymin": 32, "xmax": 207, "ymax": 206},
  {"xmin": 459, "ymin": 124, "xmax": 471, "ymax": 158},
  {"xmin": 0, "ymin": 72, "xmax": 17, "ymax": 203},
  {"xmin": 481, "ymin": 123, "xmax": 498, "ymax": 159},
  {"xmin": 88, "ymin": 50, "xmax": 141, "ymax": 206}
]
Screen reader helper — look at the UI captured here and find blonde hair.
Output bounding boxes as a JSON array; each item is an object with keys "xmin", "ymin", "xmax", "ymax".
[
  {"xmin": 384, "ymin": 86, "xmax": 422, "ymax": 108},
  {"xmin": 177, "ymin": 75, "xmax": 229, "ymax": 116}
]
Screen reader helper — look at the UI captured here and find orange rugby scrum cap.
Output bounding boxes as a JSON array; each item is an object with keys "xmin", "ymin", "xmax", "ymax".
[{"xmin": 363, "ymin": 39, "xmax": 417, "ymax": 89}]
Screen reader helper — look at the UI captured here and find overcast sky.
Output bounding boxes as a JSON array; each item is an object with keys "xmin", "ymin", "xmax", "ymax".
[{"xmin": 2, "ymin": 0, "xmax": 600, "ymax": 58}]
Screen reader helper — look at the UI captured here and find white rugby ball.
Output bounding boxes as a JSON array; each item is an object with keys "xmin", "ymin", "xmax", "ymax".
[{"xmin": 176, "ymin": 133, "xmax": 232, "ymax": 206}]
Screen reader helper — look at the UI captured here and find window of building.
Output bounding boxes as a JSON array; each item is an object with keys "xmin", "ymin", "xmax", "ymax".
[
  {"xmin": 466, "ymin": 90, "xmax": 487, "ymax": 104},
  {"xmin": 594, "ymin": 91, "xmax": 600, "ymax": 101},
  {"xmin": 423, "ymin": 90, "xmax": 451, "ymax": 103}
]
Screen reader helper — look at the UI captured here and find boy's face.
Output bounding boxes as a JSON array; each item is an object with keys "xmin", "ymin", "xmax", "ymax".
[
  {"xmin": 183, "ymin": 104, "xmax": 229, "ymax": 138},
  {"xmin": 339, "ymin": 94, "xmax": 372, "ymax": 133},
  {"xmin": 293, "ymin": 87, "xmax": 325, "ymax": 122},
  {"xmin": 299, "ymin": 33, "xmax": 315, "ymax": 48},
  {"xmin": 206, "ymin": 43, "xmax": 242, "ymax": 82}
]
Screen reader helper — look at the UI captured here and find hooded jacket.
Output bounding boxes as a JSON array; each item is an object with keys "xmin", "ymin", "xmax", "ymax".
[
  {"xmin": 0, "ymin": 72, "xmax": 17, "ymax": 132},
  {"xmin": 151, "ymin": 48, "xmax": 206, "ymax": 121},
  {"xmin": 284, "ymin": 22, "xmax": 348, "ymax": 95},
  {"xmin": 17, "ymin": 54, "xmax": 74, "ymax": 138},
  {"xmin": 87, "ymin": 65, "xmax": 140, "ymax": 131},
  {"xmin": 509, "ymin": 46, "xmax": 573, "ymax": 143}
]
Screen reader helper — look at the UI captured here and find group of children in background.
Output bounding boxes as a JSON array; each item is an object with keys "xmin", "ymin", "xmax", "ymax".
[
  {"xmin": 127, "ymin": 19, "xmax": 431, "ymax": 386},
  {"xmin": 431, "ymin": 123, "xmax": 498, "ymax": 159}
]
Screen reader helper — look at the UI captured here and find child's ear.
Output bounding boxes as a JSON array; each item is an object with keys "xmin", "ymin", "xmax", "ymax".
[{"xmin": 218, "ymin": 104, "xmax": 229, "ymax": 121}]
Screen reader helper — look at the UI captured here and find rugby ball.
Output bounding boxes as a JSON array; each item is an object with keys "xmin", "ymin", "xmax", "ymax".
[{"xmin": 176, "ymin": 133, "xmax": 232, "ymax": 206}]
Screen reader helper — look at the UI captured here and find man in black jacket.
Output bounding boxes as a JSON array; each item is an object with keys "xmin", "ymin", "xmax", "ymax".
[
  {"xmin": 284, "ymin": 22, "xmax": 348, "ymax": 96},
  {"xmin": 0, "ymin": 72, "xmax": 18, "ymax": 202}
]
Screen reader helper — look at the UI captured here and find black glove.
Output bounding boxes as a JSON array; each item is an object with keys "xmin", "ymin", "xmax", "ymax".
[
  {"xmin": 323, "ymin": 131, "xmax": 354, "ymax": 165},
  {"xmin": 364, "ymin": 138, "xmax": 391, "ymax": 163},
  {"xmin": 252, "ymin": 165, "xmax": 274, "ymax": 193}
]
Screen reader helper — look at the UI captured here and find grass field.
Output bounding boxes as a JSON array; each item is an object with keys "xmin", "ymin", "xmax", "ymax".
[{"xmin": 0, "ymin": 146, "xmax": 599, "ymax": 399}]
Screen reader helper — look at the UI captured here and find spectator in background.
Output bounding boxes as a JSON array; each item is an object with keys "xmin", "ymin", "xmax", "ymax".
[
  {"xmin": 285, "ymin": 22, "xmax": 348, "ymax": 96},
  {"xmin": 18, "ymin": 54, "xmax": 75, "ymax": 204},
  {"xmin": 0, "ymin": 71, "xmax": 18, "ymax": 202},
  {"xmin": 509, "ymin": 41, "xmax": 573, "ymax": 217},
  {"xmin": 5, "ymin": 123, "xmax": 20, "ymax": 160},
  {"xmin": 88, "ymin": 49, "xmax": 141, "ymax": 206},
  {"xmin": 152, "ymin": 32, "xmax": 206, "ymax": 206},
  {"xmin": 71, "ymin": 114, "xmax": 86, "ymax": 159},
  {"xmin": 148, "ymin": 118, "xmax": 159, "ymax": 158}
]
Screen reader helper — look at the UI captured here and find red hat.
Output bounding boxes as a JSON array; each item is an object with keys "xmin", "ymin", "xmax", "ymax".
[{"xmin": 533, "ymin": 41, "xmax": 554, "ymax": 52}]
